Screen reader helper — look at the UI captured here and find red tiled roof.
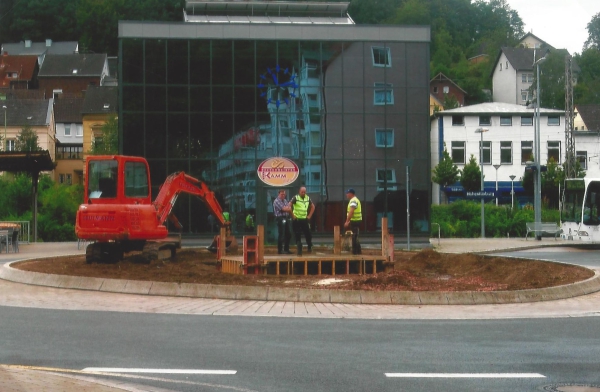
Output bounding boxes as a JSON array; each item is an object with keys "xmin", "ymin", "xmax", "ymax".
[{"xmin": 0, "ymin": 55, "xmax": 38, "ymax": 88}]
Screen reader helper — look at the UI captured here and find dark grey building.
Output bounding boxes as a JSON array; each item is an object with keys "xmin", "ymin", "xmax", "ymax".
[{"xmin": 118, "ymin": 1, "xmax": 431, "ymax": 235}]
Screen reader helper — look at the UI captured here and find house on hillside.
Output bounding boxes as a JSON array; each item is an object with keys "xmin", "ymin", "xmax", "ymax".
[
  {"xmin": 0, "ymin": 54, "xmax": 39, "ymax": 91},
  {"xmin": 430, "ymin": 102, "xmax": 565, "ymax": 205},
  {"xmin": 1, "ymin": 99, "xmax": 55, "ymax": 161},
  {"xmin": 81, "ymin": 86, "xmax": 118, "ymax": 158},
  {"xmin": 54, "ymin": 97, "xmax": 84, "ymax": 185},
  {"xmin": 575, "ymin": 104, "xmax": 600, "ymax": 132},
  {"xmin": 430, "ymin": 72, "xmax": 466, "ymax": 107},
  {"xmin": 0, "ymin": 40, "xmax": 78, "ymax": 66},
  {"xmin": 38, "ymin": 53, "xmax": 109, "ymax": 99},
  {"xmin": 491, "ymin": 47, "xmax": 550, "ymax": 105},
  {"xmin": 518, "ymin": 32, "xmax": 554, "ymax": 50}
]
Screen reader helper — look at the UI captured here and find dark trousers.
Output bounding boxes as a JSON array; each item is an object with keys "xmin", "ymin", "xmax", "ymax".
[
  {"xmin": 276, "ymin": 216, "xmax": 291, "ymax": 252},
  {"xmin": 292, "ymin": 219, "xmax": 312, "ymax": 247},
  {"xmin": 350, "ymin": 220, "xmax": 362, "ymax": 255}
]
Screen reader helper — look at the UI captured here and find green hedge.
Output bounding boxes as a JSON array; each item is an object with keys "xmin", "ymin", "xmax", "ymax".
[{"xmin": 431, "ymin": 200, "xmax": 560, "ymax": 238}]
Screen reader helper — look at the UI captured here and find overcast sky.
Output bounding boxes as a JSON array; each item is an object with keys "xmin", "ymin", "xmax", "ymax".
[{"xmin": 506, "ymin": 0, "xmax": 600, "ymax": 55}]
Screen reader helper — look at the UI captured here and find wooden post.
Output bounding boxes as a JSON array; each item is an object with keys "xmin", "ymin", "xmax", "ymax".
[
  {"xmin": 219, "ymin": 226, "xmax": 227, "ymax": 259},
  {"xmin": 257, "ymin": 225, "xmax": 264, "ymax": 265},
  {"xmin": 333, "ymin": 225, "xmax": 341, "ymax": 254},
  {"xmin": 381, "ymin": 217, "xmax": 389, "ymax": 257}
]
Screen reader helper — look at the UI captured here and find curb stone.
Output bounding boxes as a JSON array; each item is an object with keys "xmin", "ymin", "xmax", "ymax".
[{"xmin": 2, "ymin": 258, "xmax": 600, "ymax": 305}]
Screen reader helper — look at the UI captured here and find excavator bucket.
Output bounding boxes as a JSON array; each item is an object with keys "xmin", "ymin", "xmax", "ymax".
[{"xmin": 207, "ymin": 235, "xmax": 238, "ymax": 254}]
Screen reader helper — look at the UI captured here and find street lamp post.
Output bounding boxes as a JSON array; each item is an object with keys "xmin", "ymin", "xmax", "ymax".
[
  {"xmin": 509, "ymin": 175, "xmax": 516, "ymax": 210},
  {"xmin": 475, "ymin": 128, "xmax": 489, "ymax": 238},
  {"xmin": 2, "ymin": 105, "xmax": 6, "ymax": 151},
  {"xmin": 534, "ymin": 54, "xmax": 547, "ymax": 240},
  {"xmin": 493, "ymin": 164, "xmax": 501, "ymax": 206}
]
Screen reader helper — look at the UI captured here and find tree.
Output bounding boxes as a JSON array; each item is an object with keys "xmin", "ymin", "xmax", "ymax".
[
  {"xmin": 432, "ymin": 149, "xmax": 461, "ymax": 204},
  {"xmin": 90, "ymin": 115, "xmax": 118, "ymax": 155},
  {"xmin": 15, "ymin": 126, "xmax": 41, "ymax": 152},
  {"xmin": 584, "ymin": 12, "xmax": 600, "ymax": 51},
  {"xmin": 574, "ymin": 48, "xmax": 600, "ymax": 104},
  {"xmin": 532, "ymin": 49, "xmax": 570, "ymax": 110},
  {"xmin": 460, "ymin": 154, "xmax": 481, "ymax": 192}
]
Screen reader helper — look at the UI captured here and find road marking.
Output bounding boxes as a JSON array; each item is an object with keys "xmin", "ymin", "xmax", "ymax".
[
  {"xmin": 82, "ymin": 368, "xmax": 236, "ymax": 375},
  {"xmin": 385, "ymin": 373, "xmax": 546, "ymax": 378}
]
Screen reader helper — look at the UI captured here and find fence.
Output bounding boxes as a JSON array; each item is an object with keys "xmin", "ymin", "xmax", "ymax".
[{"xmin": 0, "ymin": 221, "xmax": 30, "ymax": 244}]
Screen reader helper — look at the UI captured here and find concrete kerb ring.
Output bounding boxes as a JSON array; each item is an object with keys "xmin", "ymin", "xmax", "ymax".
[{"xmin": 1, "ymin": 256, "xmax": 600, "ymax": 306}]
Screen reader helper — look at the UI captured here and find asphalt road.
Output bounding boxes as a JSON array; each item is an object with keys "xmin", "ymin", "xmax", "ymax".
[{"xmin": 1, "ymin": 306, "xmax": 600, "ymax": 392}]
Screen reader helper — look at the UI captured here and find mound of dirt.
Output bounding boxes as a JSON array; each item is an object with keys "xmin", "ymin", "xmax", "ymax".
[{"xmin": 13, "ymin": 247, "xmax": 594, "ymax": 292}]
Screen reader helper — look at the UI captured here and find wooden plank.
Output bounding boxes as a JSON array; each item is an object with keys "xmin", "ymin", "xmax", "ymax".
[
  {"xmin": 333, "ymin": 225, "xmax": 341, "ymax": 254},
  {"xmin": 257, "ymin": 225, "xmax": 265, "ymax": 264}
]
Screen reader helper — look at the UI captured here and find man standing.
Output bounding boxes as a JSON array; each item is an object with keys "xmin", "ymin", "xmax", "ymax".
[
  {"xmin": 344, "ymin": 188, "xmax": 362, "ymax": 255},
  {"xmin": 289, "ymin": 186, "xmax": 315, "ymax": 256},
  {"xmin": 272, "ymin": 189, "xmax": 292, "ymax": 254}
]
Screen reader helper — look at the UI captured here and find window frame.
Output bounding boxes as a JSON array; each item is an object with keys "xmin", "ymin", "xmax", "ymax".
[
  {"xmin": 451, "ymin": 141, "xmax": 466, "ymax": 164},
  {"xmin": 376, "ymin": 168, "xmax": 397, "ymax": 191},
  {"xmin": 500, "ymin": 141, "xmax": 512, "ymax": 164},
  {"xmin": 375, "ymin": 128, "xmax": 394, "ymax": 148},
  {"xmin": 479, "ymin": 115, "xmax": 491, "ymax": 126},
  {"xmin": 547, "ymin": 141, "xmax": 561, "ymax": 163},
  {"xmin": 521, "ymin": 116, "xmax": 533, "ymax": 126},
  {"xmin": 371, "ymin": 46, "xmax": 391, "ymax": 67},
  {"xmin": 500, "ymin": 116, "xmax": 512, "ymax": 126},
  {"xmin": 373, "ymin": 83, "xmax": 394, "ymax": 105},
  {"xmin": 577, "ymin": 150, "xmax": 587, "ymax": 170},
  {"xmin": 521, "ymin": 141, "xmax": 533, "ymax": 164},
  {"xmin": 479, "ymin": 140, "xmax": 492, "ymax": 165},
  {"xmin": 548, "ymin": 116, "xmax": 560, "ymax": 126},
  {"xmin": 451, "ymin": 115, "xmax": 464, "ymax": 126}
]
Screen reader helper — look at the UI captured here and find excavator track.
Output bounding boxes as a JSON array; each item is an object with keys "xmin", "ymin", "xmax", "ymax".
[
  {"xmin": 142, "ymin": 241, "xmax": 176, "ymax": 262},
  {"xmin": 85, "ymin": 242, "xmax": 124, "ymax": 264}
]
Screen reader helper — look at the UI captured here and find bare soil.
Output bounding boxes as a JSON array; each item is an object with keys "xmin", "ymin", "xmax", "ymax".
[{"xmin": 13, "ymin": 247, "xmax": 594, "ymax": 292}]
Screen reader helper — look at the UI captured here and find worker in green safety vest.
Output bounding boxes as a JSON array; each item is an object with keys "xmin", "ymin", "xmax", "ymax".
[
  {"xmin": 288, "ymin": 186, "xmax": 315, "ymax": 256},
  {"xmin": 344, "ymin": 188, "xmax": 362, "ymax": 255}
]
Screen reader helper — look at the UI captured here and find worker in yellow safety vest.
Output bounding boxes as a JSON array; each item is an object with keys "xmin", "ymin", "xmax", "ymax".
[
  {"xmin": 288, "ymin": 186, "xmax": 315, "ymax": 256},
  {"xmin": 344, "ymin": 188, "xmax": 362, "ymax": 255}
]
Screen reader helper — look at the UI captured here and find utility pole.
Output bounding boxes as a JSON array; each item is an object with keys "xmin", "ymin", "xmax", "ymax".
[{"xmin": 564, "ymin": 55, "xmax": 576, "ymax": 179}]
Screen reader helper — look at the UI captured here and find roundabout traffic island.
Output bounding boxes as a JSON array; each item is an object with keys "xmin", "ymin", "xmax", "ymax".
[{"xmin": 6, "ymin": 245, "xmax": 599, "ymax": 305}]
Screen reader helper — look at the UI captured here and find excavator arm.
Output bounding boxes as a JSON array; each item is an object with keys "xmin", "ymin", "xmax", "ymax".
[{"xmin": 153, "ymin": 172, "xmax": 227, "ymax": 228}]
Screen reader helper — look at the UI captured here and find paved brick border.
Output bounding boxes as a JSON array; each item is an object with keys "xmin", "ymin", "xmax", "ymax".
[{"xmin": 2, "ymin": 258, "xmax": 600, "ymax": 305}]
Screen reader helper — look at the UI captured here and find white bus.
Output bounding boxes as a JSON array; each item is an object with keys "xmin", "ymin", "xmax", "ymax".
[{"xmin": 561, "ymin": 178, "xmax": 600, "ymax": 242}]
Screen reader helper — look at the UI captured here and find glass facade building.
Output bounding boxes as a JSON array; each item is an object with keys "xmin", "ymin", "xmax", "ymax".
[{"xmin": 118, "ymin": 20, "xmax": 431, "ymax": 238}]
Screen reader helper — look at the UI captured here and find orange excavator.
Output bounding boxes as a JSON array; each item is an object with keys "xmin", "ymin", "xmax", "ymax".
[{"xmin": 75, "ymin": 155, "xmax": 236, "ymax": 263}]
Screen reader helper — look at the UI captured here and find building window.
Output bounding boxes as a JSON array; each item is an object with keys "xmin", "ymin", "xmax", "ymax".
[
  {"xmin": 500, "ymin": 141, "xmax": 512, "ymax": 164},
  {"xmin": 548, "ymin": 116, "xmax": 560, "ymax": 126},
  {"xmin": 521, "ymin": 141, "xmax": 533, "ymax": 164},
  {"xmin": 443, "ymin": 86, "xmax": 449, "ymax": 94},
  {"xmin": 577, "ymin": 151, "xmax": 587, "ymax": 170},
  {"xmin": 374, "ymin": 83, "xmax": 393, "ymax": 105},
  {"xmin": 521, "ymin": 116, "xmax": 533, "ymax": 126},
  {"xmin": 500, "ymin": 116, "xmax": 512, "ymax": 126},
  {"xmin": 548, "ymin": 141, "xmax": 560, "ymax": 163},
  {"xmin": 521, "ymin": 73, "xmax": 533, "ymax": 83},
  {"xmin": 76, "ymin": 125, "xmax": 83, "ymax": 136},
  {"xmin": 64, "ymin": 124, "xmax": 71, "ymax": 136},
  {"xmin": 451, "ymin": 115, "xmax": 464, "ymax": 126},
  {"xmin": 506, "ymin": 61, "xmax": 509, "ymax": 68},
  {"xmin": 56, "ymin": 146, "xmax": 83, "ymax": 160},
  {"xmin": 375, "ymin": 128, "xmax": 394, "ymax": 147},
  {"xmin": 479, "ymin": 115, "xmax": 491, "ymax": 126},
  {"xmin": 521, "ymin": 90, "xmax": 530, "ymax": 102},
  {"xmin": 451, "ymin": 141, "xmax": 465, "ymax": 164},
  {"xmin": 500, "ymin": 63, "xmax": 503, "ymax": 71},
  {"xmin": 6, "ymin": 139, "xmax": 15, "ymax": 151},
  {"xmin": 376, "ymin": 169, "xmax": 397, "ymax": 191},
  {"xmin": 66, "ymin": 174, "xmax": 72, "ymax": 185},
  {"xmin": 371, "ymin": 47, "xmax": 391, "ymax": 67},
  {"xmin": 479, "ymin": 141, "xmax": 491, "ymax": 164},
  {"xmin": 59, "ymin": 174, "xmax": 65, "ymax": 184},
  {"xmin": 433, "ymin": 86, "xmax": 438, "ymax": 94}
]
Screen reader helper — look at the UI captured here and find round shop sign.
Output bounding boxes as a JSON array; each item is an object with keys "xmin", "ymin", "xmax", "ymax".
[{"xmin": 257, "ymin": 157, "xmax": 299, "ymax": 186}]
